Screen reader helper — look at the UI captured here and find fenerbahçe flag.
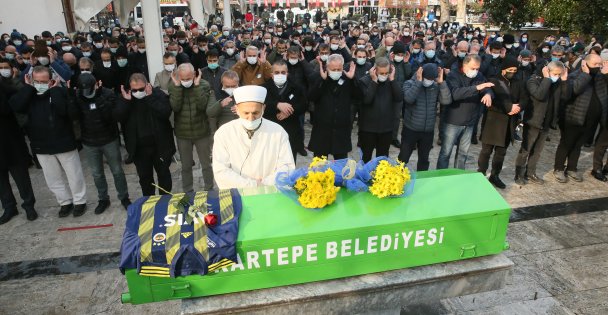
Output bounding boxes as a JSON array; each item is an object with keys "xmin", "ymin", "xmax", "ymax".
[{"xmin": 120, "ymin": 189, "xmax": 242, "ymax": 278}]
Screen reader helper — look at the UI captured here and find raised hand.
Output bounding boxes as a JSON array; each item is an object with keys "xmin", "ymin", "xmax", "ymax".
[
  {"xmin": 404, "ymin": 51, "xmax": 411, "ymax": 63},
  {"xmin": 319, "ymin": 60, "xmax": 327, "ymax": 80},
  {"xmin": 602, "ymin": 61, "xmax": 608, "ymax": 75},
  {"xmin": 145, "ymin": 83, "xmax": 153, "ymax": 96},
  {"xmin": 238, "ymin": 51, "xmax": 246, "ymax": 63},
  {"xmin": 476, "ymin": 82, "xmax": 494, "ymax": 91},
  {"xmin": 369, "ymin": 66, "xmax": 378, "ymax": 82},
  {"xmin": 416, "ymin": 67, "xmax": 423, "ymax": 81},
  {"xmin": 389, "ymin": 65, "xmax": 395, "ymax": 81},
  {"xmin": 120, "ymin": 85, "xmax": 131, "ymax": 100},
  {"xmin": 221, "ymin": 97, "xmax": 233, "ymax": 107},
  {"xmin": 436, "ymin": 67, "xmax": 444, "ymax": 83},
  {"xmin": 542, "ymin": 66, "xmax": 550, "ymax": 78},
  {"xmin": 24, "ymin": 73, "xmax": 32, "ymax": 85},
  {"xmin": 259, "ymin": 49, "xmax": 267, "ymax": 63},
  {"xmin": 194, "ymin": 69, "xmax": 202, "ymax": 86},
  {"xmin": 581, "ymin": 60, "xmax": 589, "ymax": 74},
  {"xmin": 170, "ymin": 71, "xmax": 180, "ymax": 86},
  {"xmin": 344, "ymin": 61, "xmax": 356, "ymax": 79},
  {"xmin": 561, "ymin": 67, "xmax": 568, "ymax": 81}
]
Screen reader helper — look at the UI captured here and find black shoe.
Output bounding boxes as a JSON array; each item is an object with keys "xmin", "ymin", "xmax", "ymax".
[
  {"xmin": 59, "ymin": 204, "xmax": 74, "ymax": 217},
  {"xmin": 124, "ymin": 155, "xmax": 133, "ymax": 165},
  {"xmin": 602, "ymin": 168, "xmax": 608, "ymax": 176},
  {"xmin": 25, "ymin": 208, "xmax": 38, "ymax": 221},
  {"xmin": 591, "ymin": 170, "xmax": 608, "ymax": 182},
  {"xmin": 526, "ymin": 174, "xmax": 545, "ymax": 185},
  {"xmin": 0, "ymin": 209, "xmax": 18, "ymax": 225},
  {"xmin": 488, "ymin": 175, "xmax": 506, "ymax": 189},
  {"xmin": 298, "ymin": 148, "xmax": 308, "ymax": 156},
  {"xmin": 121, "ymin": 198, "xmax": 132, "ymax": 210},
  {"xmin": 73, "ymin": 204, "xmax": 87, "ymax": 217},
  {"xmin": 94, "ymin": 200, "xmax": 110, "ymax": 214}
]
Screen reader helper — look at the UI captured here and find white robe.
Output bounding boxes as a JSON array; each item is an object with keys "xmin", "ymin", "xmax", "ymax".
[{"xmin": 212, "ymin": 119, "xmax": 295, "ymax": 189}]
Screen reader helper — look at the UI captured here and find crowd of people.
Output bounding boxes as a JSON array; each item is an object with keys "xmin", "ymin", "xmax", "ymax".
[{"xmin": 1, "ymin": 9, "xmax": 608, "ymax": 225}]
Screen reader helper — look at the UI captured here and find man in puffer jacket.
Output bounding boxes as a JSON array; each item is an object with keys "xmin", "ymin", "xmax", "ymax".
[
  {"xmin": 169, "ymin": 63, "xmax": 217, "ymax": 192},
  {"xmin": 400, "ymin": 64, "xmax": 452, "ymax": 170}
]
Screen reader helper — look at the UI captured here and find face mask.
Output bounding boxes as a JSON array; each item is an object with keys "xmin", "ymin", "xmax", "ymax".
[
  {"xmin": 34, "ymin": 83, "xmax": 49, "ymax": 94},
  {"xmin": 551, "ymin": 56, "xmax": 560, "ymax": 62},
  {"xmin": 240, "ymin": 117, "xmax": 262, "ymax": 130},
  {"xmin": 522, "ymin": 38, "xmax": 528, "ymax": 43},
  {"xmin": 425, "ymin": 50, "xmax": 435, "ymax": 59},
  {"xmin": 181, "ymin": 80, "xmax": 193, "ymax": 88},
  {"xmin": 297, "ymin": 29, "xmax": 303, "ymax": 34},
  {"xmin": 589, "ymin": 67, "xmax": 601, "ymax": 76},
  {"xmin": 223, "ymin": 87, "xmax": 235, "ymax": 96},
  {"xmin": 505, "ymin": 44, "xmax": 513, "ymax": 49},
  {"xmin": 465, "ymin": 69, "xmax": 478, "ymax": 78},
  {"xmin": 277, "ymin": 32, "xmax": 283, "ymax": 36},
  {"xmin": 46, "ymin": 40, "xmax": 52, "ymax": 46},
  {"xmin": 320, "ymin": 55, "xmax": 329, "ymax": 62},
  {"xmin": 412, "ymin": 48, "xmax": 421, "ymax": 54},
  {"xmin": 273, "ymin": 74, "xmax": 287, "ymax": 86},
  {"xmin": 521, "ymin": 60, "xmax": 530, "ymax": 67},
  {"xmin": 110, "ymin": 47, "xmax": 118, "ymax": 53},
  {"xmin": 38, "ymin": 57, "xmax": 50, "ymax": 66},
  {"xmin": 550, "ymin": 76, "xmax": 559, "ymax": 83},
  {"xmin": 542, "ymin": 48, "xmax": 549, "ymax": 53},
  {"xmin": 372, "ymin": 32, "xmax": 378, "ymax": 36},
  {"xmin": 423, "ymin": 79, "xmax": 434, "ymax": 87},
  {"xmin": 353, "ymin": 57, "xmax": 366, "ymax": 65},
  {"xmin": 328, "ymin": 71, "xmax": 342, "ymax": 80},
  {"xmin": 264, "ymin": 39, "xmax": 272, "ymax": 45},
  {"xmin": 492, "ymin": 53, "xmax": 500, "ymax": 59},
  {"xmin": 404, "ymin": 32, "xmax": 410, "ymax": 36},
  {"xmin": 178, "ymin": 39, "xmax": 186, "ymax": 45},
  {"xmin": 23, "ymin": 59, "xmax": 30, "ymax": 65},
  {"xmin": 288, "ymin": 59, "xmax": 298, "ymax": 65},
  {"xmin": 513, "ymin": 43, "xmax": 520, "ymax": 48},
  {"xmin": 386, "ymin": 46, "xmax": 393, "ymax": 51},
  {"xmin": 163, "ymin": 42, "xmax": 169, "ymax": 48},
  {"xmin": 132, "ymin": 90, "xmax": 146, "ymax": 99},
  {"xmin": 293, "ymin": 40, "xmax": 300, "ymax": 45},
  {"xmin": 61, "ymin": 46, "xmax": 72, "ymax": 52},
  {"xmin": 0, "ymin": 69, "xmax": 12, "ymax": 78},
  {"xmin": 481, "ymin": 33, "xmax": 486, "ymax": 37},
  {"xmin": 13, "ymin": 40, "xmax": 22, "ymax": 46},
  {"xmin": 247, "ymin": 57, "xmax": 257, "ymax": 65},
  {"xmin": 377, "ymin": 75, "xmax": 388, "ymax": 82},
  {"xmin": 103, "ymin": 61, "xmax": 112, "ymax": 68},
  {"xmin": 458, "ymin": 52, "xmax": 467, "ymax": 58},
  {"xmin": 5, "ymin": 53, "xmax": 14, "ymax": 60},
  {"xmin": 549, "ymin": 41, "xmax": 555, "ymax": 46},
  {"xmin": 330, "ymin": 44, "xmax": 339, "ymax": 50},
  {"xmin": 226, "ymin": 48, "xmax": 235, "ymax": 55},
  {"xmin": 268, "ymin": 29, "xmax": 274, "ymax": 33},
  {"xmin": 305, "ymin": 46, "xmax": 313, "ymax": 51},
  {"xmin": 504, "ymin": 72, "xmax": 516, "ymax": 79},
  {"xmin": 164, "ymin": 64, "xmax": 176, "ymax": 72},
  {"xmin": 83, "ymin": 51, "xmax": 92, "ymax": 57},
  {"xmin": 117, "ymin": 59, "xmax": 128, "ymax": 67},
  {"xmin": 169, "ymin": 51, "xmax": 178, "ymax": 57},
  {"xmin": 208, "ymin": 62, "xmax": 219, "ymax": 70},
  {"xmin": 467, "ymin": 34, "xmax": 473, "ymax": 40},
  {"xmin": 94, "ymin": 42, "xmax": 103, "ymax": 49},
  {"xmin": 139, "ymin": 48, "xmax": 146, "ymax": 53},
  {"xmin": 212, "ymin": 32, "xmax": 218, "ymax": 36},
  {"xmin": 80, "ymin": 70, "xmax": 91, "ymax": 74},
  {"xmin": 83, "ymin": 87, "xmax": 96, "ymax": 99}
]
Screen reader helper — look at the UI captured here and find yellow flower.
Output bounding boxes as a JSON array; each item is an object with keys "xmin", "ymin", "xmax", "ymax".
[
  {"xmin": 369, "ymin": 160, "xmax": 412, "ymax": 198},
  {"xmin": 295, "ymin": 163, "xmax": 339, "ymax": 209}
]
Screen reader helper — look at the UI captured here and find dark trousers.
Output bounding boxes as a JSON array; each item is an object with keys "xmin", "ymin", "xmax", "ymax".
[
  {"xmin": 133, "ymin": 145, "xmax": 172, "ymax": 196},
  {"xmin": 398, "ymin": 127, "xmax": 434, "ymax": 171},
  {"xmin": 360, "ymin": 131, "xmax": 392, "ymax": 162},
  {"xmin": 478, "ymin": 143, "xmax": 508, "ymax": 175},
  {"xmin": 554, "ymin": 124, "xmax": 587, "ymax": 172},
  {"xmin": 593, "ymin": 127, "xmax": 608, "ymax": 171},
  {"xmin": 0, "ymin": 164, "xmax": 35, "ymax": 212},
  {"xmin": 516, "ymin": 125, "xmax": 548, "ymax": 175}
]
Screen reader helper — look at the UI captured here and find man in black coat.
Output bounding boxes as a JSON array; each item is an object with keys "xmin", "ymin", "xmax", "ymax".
[
  {"xmin": 0, "ymin": 78, "xmax": 37, "ymax": 223},
  {"xmin": 308, "ymin": 54, "xmax": 358, "ymax": 159},
  {"xmin": 263, "ymin": 60, "xmax": 306, "ymax": 162},
  {"xmin": 515, "ymin": 61, "xmax": 570, "ymax": 185},
  {"xmin": 477, "ymin": 56, "xmax": 528, "ymax": 189},
  {"xmin": 357, "ymin": 57, "xmax": 403, "ymax": 162},
  {"xmin": 10, "ymin": 66, "xmax": 87, "ymax": 218},
  {"xmin": 554, "ymin": 54, "xmax": 608, "ymax": 183},
  {"xmin": 68, "ymin": 74, "xmax": 131, "ymax": 214},
  {"xmin": 115, "ymin": 73, "xmax": 176, "ymax": 196}
]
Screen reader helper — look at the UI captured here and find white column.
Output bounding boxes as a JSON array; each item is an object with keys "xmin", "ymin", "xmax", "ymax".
[
  {"xmin": 140, "ymin": 0, "xmax": 164, "ymax": 83},
  {"xmin": 223, "ymin": 0, "xmax": 232, "ymax": 27},
  {"xmin": 189, "ymin": 0, "xmax": 205, "ymax": 27}
]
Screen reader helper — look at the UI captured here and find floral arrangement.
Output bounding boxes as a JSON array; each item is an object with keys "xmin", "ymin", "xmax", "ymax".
[
  {"xmin": 336, "ymin": 156, "xmax": 415, "ymax": 199},
  {"xmin": 276, "ymin": 157, "xmax": 341, "ymax": 209}
]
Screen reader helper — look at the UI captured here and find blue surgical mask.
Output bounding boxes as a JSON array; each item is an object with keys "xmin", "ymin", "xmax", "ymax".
[
  {"xmin": 551, "ymin": 56, "xmax": 560, "ymax": 62},
  {"xmin": 425, "ymin": 50, "xmax": 436, "ymax": 59},
  {"xmin": 208, "ymin": 62, "xmax": 219, "ymax": 70},
  {"xmin": 550, "ymin": 76, "xmax": 559, "ymax": 83}
]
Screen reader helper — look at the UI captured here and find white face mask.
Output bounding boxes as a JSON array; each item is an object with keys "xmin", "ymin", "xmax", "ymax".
[
  {"xmin": 264, "ymin": 39, "xmax": 271, "ymax": 45},
  {"xmin": 223, "ymin": 31, "xmax": 230, "ymax": 36},
  {"xmin": 0, "ymin": 69, "xmax": 12, "ymax": 78},
  {"xmin": 492, "ymin": 53, "xmax": 500, "ymax": 59},
  {"xmin": 62, "ymin": 46, "xmax": 72, "ymax": 52},
  {"xmin": 465, "ymin": 69, "xmax": 478, "ymax": 78},
  {"xmin": 103, "ymin": 61, "xmax": 112, "ymax": 68},
  {"xmin": 288, "ymin": 59, "xmax": 298, "ymax": 65},
  {"xmin": 356, "ymin": 58, "xmax": 366, "ymax": 65},
  {"xmin": 132, "ymin": 91, "xmax": 147, "ymax": 99},
  {"xmin": 164, "ymin": 64, "xmax": 175, "ymax": 72},
  {"xmin": 377, "ymin": 75, "xmax": 388, "ymax": 82},
  {"xmin": 13, "ymin": 40, "xmax": 22, "ymax": 46},
  {"xmin": 320, "ymin": 55, "xmax": 329, "ymax": 62},
  {"xmin": 110, "ymin": 47, "xmax": 118, "ymax": 53},
  {"xmin": 82, "ymin": 51, "xmax": 92, "ymax": 57},
  {"xmin": 412, "ymin": 48, "xmax": 421, "ymax": 54},
  {"xmin": 247, "ymin": 57, "xmax": 258, "ymax": 65},
  {"xmin": 521, "ymin": 61, "xmax": 530, "ymax": 67},
  {"xmin": 422, "ymin": 79, "xmax": 434, "ymax": 87},
  {"xmin": 226, "ymin": 48, "xmax": 235, "ymax": 55},
  {"xmin": 542, "ymin": 48, "xmax": 550, "ymax": 53},
  {"xmin": 34, "ymin": 83, "xmax": 49, "ymax": 95},
  {"xmin": 328, "ymin": 71, "xmax": 342, "ymax": 80},
  {"xmin": 513, "ymin": 43, "xmax": 520, "ymax": 48},
  {"xmin": 505, "ymin": 44, "xmax": 513, "ymax": 49},
  {"xmin": 273, "ymin": 74, "xmax": 287, "ymax": 86},
  {"xmin": 330, "ymin": 44, "xmax": 339, "ymax": 50},
  {"xmin": 394, "ymin": 55, "xmax": 404, "ymax": 63},
  {"xmin": 138, "ymin": 48, "xmax": 146, "ymax": 53},
  {"xmin": 223, "ymin": 87, "xmax": 235, "ymax": 96},
  {"xmin": 404, "ymin": 32, "xmax": 410, "ymax": 36},
  {"xmin": 94, "ymin": 43, "xmax": 104, "ymax": 49},
  {"xmin": 305, "ymin": 46, "xmax": 313, "ymax": 51},
  {"xmin": 38, "ymin": 57, "xmax": 50, "ymax": 66},
  {"xmin": 181, "ymin": 80, "xmax": 193, "ymax": 88},
  {"xmin": 386, "ymin": 45, "xmax": 393, "ymax": 51},
  {"xmin": 240, "ymin": 117, "xmax": 262, "ymax": 130}
]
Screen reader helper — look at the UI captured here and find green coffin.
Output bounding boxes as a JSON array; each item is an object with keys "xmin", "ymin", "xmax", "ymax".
[{"xmin": 121, "ymin": 169, "xmax": 511, "ymax": 304}]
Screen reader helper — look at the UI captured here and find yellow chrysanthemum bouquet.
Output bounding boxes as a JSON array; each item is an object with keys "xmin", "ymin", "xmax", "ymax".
[
  {"xmin": 275, "ymin": 157, "xmax": 341, "ymax": 209},
  {"xmin": 343, "ymin": 156, "xmax": 415, "ymax": 198}
]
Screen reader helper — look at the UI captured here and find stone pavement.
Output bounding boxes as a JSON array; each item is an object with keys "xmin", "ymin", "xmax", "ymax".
[{"xmin": 1, "ymin": 118, "xmax": 607, "ymax": 314}]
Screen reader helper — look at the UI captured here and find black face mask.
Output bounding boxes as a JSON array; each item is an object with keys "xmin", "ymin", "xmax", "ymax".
[
  {"xmin": 504, "ymin": 72, "xmax": 516, "ymax": 80},
  {"xmin": 589, "ymin": 67, "xmax": 600, "ymax": 76}
]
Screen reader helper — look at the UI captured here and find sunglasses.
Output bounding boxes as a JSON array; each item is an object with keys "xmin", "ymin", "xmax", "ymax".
[
  {"xmin": 131, "ymin": 87, "xmax": 146, "ymax": 92},
  {"xmin": 80, "ymin": 68, "xmax": 91, "ymax": 72}
]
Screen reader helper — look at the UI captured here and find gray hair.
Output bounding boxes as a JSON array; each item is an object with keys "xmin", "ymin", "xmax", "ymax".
[
  {"xmin": 375, "ymin": 57, "xmax": 390, "ymax": 68},
  {"xmin": 32, "ymin": 65, "xmax": 51, "ymax": 79},
  {"xmin": 327, "ymin": 54, "xmax": 344, "ymax": 65},
  {"xmin": 79, "ymin": 57, "xmax": 94, "ymax": 69},
  {"xmin": 246, "ymin": 45, "xmax": 259, "ymax": 54},
  {"xmin": 359, "ymin": 33, "xmax": 369, "ymax": 42},
  {"xmin": 129, "ymin": 72, "xmax": 148, "ymax": 84},
  {"xmin": 547, "ymin": 61, "xmax": 565, "ymax": 71},
  {"xmin": 457, "ymin": 40, "xmax": 470, "ymax": 50},
  {"xmin": 551, "ymin": 45, "xmax": 565, "ymax": 54},
  {"xmin": 463, "ymin": 54, "xmax": 482, "ymax": 65},
  {"xmin": 221, "ymin": 70, "xmax": 239, "ymax": 82},
  {"xmin": 177, "ymin": 62, "xmax": 195, "ymax": 74}
]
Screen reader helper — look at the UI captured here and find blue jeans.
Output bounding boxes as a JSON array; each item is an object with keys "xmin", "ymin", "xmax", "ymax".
[
  {"xmin": 437, "ymin": 123, "xmax": 474, "ymax": 170},
  {"xmin": 83, "ymin": 139, "xmax": 129, "ymax": 201}
]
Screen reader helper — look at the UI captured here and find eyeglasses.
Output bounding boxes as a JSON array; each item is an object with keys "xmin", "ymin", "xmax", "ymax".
[
  {"xmin": 131, "ymin": 87, "xmax": 145, "ymax": 92},
  {"xmin": 80, "ymin": 68, "xmax": 91, "ymax": 72}
]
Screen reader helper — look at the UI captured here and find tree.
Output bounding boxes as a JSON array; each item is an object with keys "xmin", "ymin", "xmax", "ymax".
[{"xmin": 439, "ymin": 0, "xmax": 451, "ymax": 23}]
